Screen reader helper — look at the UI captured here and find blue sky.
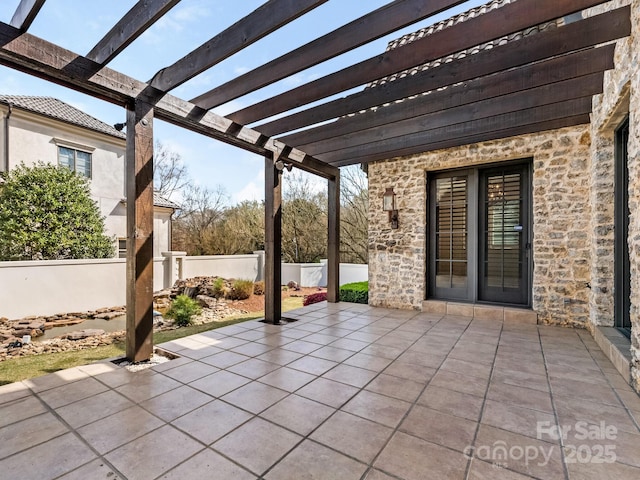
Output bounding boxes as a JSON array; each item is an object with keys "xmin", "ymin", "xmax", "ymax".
[{"xmin": 0, "ymin": 0, "xmax": 484, "ymax": 204}]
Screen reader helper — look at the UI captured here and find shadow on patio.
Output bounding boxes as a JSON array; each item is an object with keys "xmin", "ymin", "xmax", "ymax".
[{"xmin": 1, "ymin": 302, "xmax": 639, "ymax": 479}]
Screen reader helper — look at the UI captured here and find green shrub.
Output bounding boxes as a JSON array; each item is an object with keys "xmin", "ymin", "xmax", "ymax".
[
  {"xmin": 165, "ymin": 295, "xmax": 201, "ymax": 327},
  {"xmin": 339, "ymin": 281, "xmax": 368, "ymax": 304},
  {"xmin": 210, "ymin": 277, "xmax": 226, "ymax": 298},
  {"xmin": 227, "ymin": 279, "xmax": 254, "ymax": 300},
  {"xmin": 253, "ymin": 281, "xmax": 265, "ymax": 296}
]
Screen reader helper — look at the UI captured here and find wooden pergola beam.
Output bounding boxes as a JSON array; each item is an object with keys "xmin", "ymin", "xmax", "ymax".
[
  {"xmin": 150, "ymin": 0, "xmax": 328, "ymax": 92},
  {"xmin": 126, "ymin": 99, "xmax": 155, "ymax": 362},
  {"xmin": 10, "ymin": 0, "xmax": 46, "ymax": 31},
  {"xmin": 260, "ymin": 8, "xmax": 628, "ymax": 137},
  {"xmin": 280, "ymin": 45, "xmax": 614, "ymax": 147},
  {"xmin": 322, "ymin": 97, "xmax": 594, "ymax": 166},
  {"xmin": 332, "ymin": 114, "xmax": 591, "ymax": 167},
  {"xmin": 303, "ymin": 73, "xmax": 604, "ymax": 156},
  {"xmin": 228, "ymin": 0, "xmax": 616, "ymax": 125},
  {"xmin": 86, "ymin": 0, "xmax": 180, "ymax": 65},
  {"xmin": 327, "ymin": 173, "xmax": 340, "ymax": 303},
  {"xmin": 190, "ymin": 0, "xmax": 467, "ymax": 110},
  {"xmin": 264, "ymin": 156, "xmax": 283, "ymax": 324},
  {"xmin": 0, "ymin": 20, "xmax": 338, "ymax": 180}
]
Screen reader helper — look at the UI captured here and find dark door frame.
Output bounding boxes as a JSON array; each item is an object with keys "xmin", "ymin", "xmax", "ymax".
[{"xmin": 614, "ymin": 117, "xmax": 631, "ymax": 335}]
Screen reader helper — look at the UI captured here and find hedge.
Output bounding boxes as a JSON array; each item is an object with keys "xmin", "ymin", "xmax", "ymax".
[{"xmin": 339, "ymin": 281, "xmax": 368, "ymax": 304}]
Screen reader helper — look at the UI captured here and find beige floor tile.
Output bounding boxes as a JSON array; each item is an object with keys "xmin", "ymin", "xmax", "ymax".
[
  {"xmin": 256, "ymin": 348, "xmax": 304, "ymax": 365},
  {"xmin": 297, "ymin": 377, "xmax": 360, "ymax": 408},
  {"xmin": 221, "ymin": 382, "xmax": 289, "ymax": 414},
  {"xmin": 375, "ymin": 431, "xmax": 468, "ymax": 480},
  {"xmin": 140, "ymin": 385, "xmax": 212, "ymax": 422},
  {"xmin": 474, "ymin": 424, "xmax": 564, "ymax": 479},
  {"xmin": 487, "ymin": 381, "xmax": 553, "ymax": 413},
  {"xmin": 288, "ymin": 356, "xmax": 337, "ymax": 375},
  {"xmin": 566, "ymin": 458, "xmax": 640, "ymax": 480},
  {"xmin": 265, "ymin": 440, "xmax": 367, "ymax": 480},
  {"xmin": 106, "ymin": 425, "xmax": 204, "ymax": 480},
  {"xmin": 160, "ymin": 448, "xmax": 257, "ymax": 479},
  {"xmin": 491, "ymin": 369, "xmax": 550, "ymax": 393},
  {"xmin": 310, "ymin": 345, "xmax": 356, "ymax": 362},
  {"xmin": 441, "ymin": 357, "xmax": 493, "ymax": 380},
  {"xmin": 342, "ymin": 390, "xmax": 412, "ymax": 428},
  {"xmin": 344, "ymin": 352, "xmax": 393, "ymax": 372},
  {"xmin": 400, "ymin": 405, "xmax": 477, "ymax": 452},
  {"xmin": 0, "ymin": 412, "xmax": 68, "ymax": 459},
  {"xmin": 23, "ymin": 367, "xmax": 89, "ymax": 393},
  {"xmin": 360, "ymin": 343, "xmax": 406, "ymax": 360},
  {"xmin": 430, "ymin": 369, "xmax": 489, "ymax": 398},
  {"xmin": 38, "ymin": 376, "xmax": 109, "ymax": 409},
  {"xmin": 468, "ymin": 458, "xmax": 534, "ymax": 479},
  {"xmin": 115, "ymin": 372, "xmax": 182, "ymax": 404},
  {"xmin": 311, "ymin": 411, "xmax": 393, "ymax": 463},
  {"xmin": 363, "ymin": 469, "xmax": 400, "ymax": 480},
  {"xmin": 258, "ymin": 366, "xmax": 316, "ymax": 392},
  {"xmin": 283, "ymin": 339, "xmax": 324, "ymax": 354},
  {"xmin": 330, "ymin": 338, "xmax": 370, "ymax": 352},
  {"xmin": 261, "ymin": 394, "xmax": 334, "ymax": 435},
  {"xmin": 418, "ymin": 385, "xmax": 484, "ymax": 421},
  {"xmin": 0, "ymin": 382, "xmax": 32, "ymax": 405},
  {"xmin": 481, "ymin": 399, "xmax": 558, "ymax": 442},
  {"xmin": 88, "ymin": 367, "xmax": 140, "ymax": 389},
  {"xmin": 160, "ymin": 360, "xmax": 219, "ymax": 383},
  {"xmin": 171, "ymin": 399, "xmax": 251, "ymax": 444},
  {"xmin": 383, "ymin": 361, "xmax": 436, "ymax": 382},
  {"xmin": 77, "ymin": 405, "xmax": 164, "ymax": 454},
  {"xmin": 227, "ymin": 358, "xmax": 281, "ymax": 379},
  {"xmin": 0, "ymin": 432, "xmax": 95, "ymax": 480},
  {"xmin": 57, "ymin": 389, "xmax": 134, "ymax": 428},
  {"xmin": 322, "ymin": 364, "xmax": 378, "ymax": 388},
  {"xmin": 0, "ymin": 393, "xmax": 47, "ymax": 428},
  {"xmin": 200, "ymin": 350, "xmax": 250, "ymax": 369},
  {"xmin": 57, "ymin": 459, "xmax": 124, "ymax": 480},
  {"xmin": 188, "ymin": 370, "xmax": 251, "ymax": 397},
  {"xmin": 551, "ymin": 378, "xmax": 623, "ymax": 407},
  {"xmin": 178, "ymin": 345, "xmax": 225, "ymax": 360},
  {"xmin": 231, "ymin": 342, "xmax": 276, "ymax": 357},
  {"xmin": 365, "ymin": 373, "xmax": 424, "ymax": 402},
  {"xmin": 213, "ymin": 417, "xmax": 302, "ymax": 476}
]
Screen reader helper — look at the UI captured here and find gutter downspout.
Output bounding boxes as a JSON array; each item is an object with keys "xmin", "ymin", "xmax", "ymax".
[{"xmin": 4, "ymin": 103, "xmax": 12, "ymax": 172}]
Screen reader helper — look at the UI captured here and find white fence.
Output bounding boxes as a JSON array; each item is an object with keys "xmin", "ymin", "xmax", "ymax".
[{"xmin": 0, "ymin": 252, "xmax": 368, "ymax": 319}]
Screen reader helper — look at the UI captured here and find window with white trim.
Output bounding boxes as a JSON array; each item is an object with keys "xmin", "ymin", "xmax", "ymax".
[
  {"xmin": 118, "ymin": 238, "xmax": 127, "ymax": 258},
  {"xmin": 58, "ymin": 146, "xmax": 92, "ymax": 178}
]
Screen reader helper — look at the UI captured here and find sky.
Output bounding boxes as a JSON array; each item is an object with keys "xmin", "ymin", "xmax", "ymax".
[{"xmin": 0, "ymin": 0, "xmax": 484, "ymax": 205}]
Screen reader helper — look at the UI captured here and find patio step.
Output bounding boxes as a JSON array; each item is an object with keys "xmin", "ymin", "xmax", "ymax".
[
  {"xmin": 422, "ymin": 300, "xmax": 538, "ymax": 324},
  {"xmin": 593, "ymin": 327, "xmax": 632, "ymax": 383}
]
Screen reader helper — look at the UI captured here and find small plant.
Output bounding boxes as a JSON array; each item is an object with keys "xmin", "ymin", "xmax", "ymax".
[
  {"xmin": 227, "ymin": 279, "xmax": 254, "ymax": 300},
  {"xmin": 303, "ymin": 292, "xmax": 327, "ymax": 306},
  {"xmin": 339, "ymin": 281, "xmax": 368, "ymax": 304},
  {"xmin": 165, "ymin": 294, "xmax": 201, "ymax": 327},
  {"xmin": 253, "ymin": 281, "xmax": 265, "ymax": 296},
  {"xmin": 210, "ymin": 277, "xmax": 226, "ymax": 298}
]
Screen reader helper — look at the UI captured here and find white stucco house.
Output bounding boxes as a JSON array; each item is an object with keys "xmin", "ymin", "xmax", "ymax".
[{"xmin": 0, "ymin": 95, "xmax": 177, "ymax": 257}]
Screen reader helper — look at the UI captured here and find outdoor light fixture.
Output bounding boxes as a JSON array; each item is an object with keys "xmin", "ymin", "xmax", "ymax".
[
  {"xmin": 383, "ymin": 187, "xmax": 399, "ymax": 229},
  {"xmin": 275, "ymin": 160, "xmax": 293, "ymax": 172},
  {"xmin": 113, "ymin": 122, "xmax": 126, "ymax": 132}
]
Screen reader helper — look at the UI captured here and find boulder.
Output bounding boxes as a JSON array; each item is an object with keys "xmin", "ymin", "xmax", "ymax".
[{"xmin": 65, "ymin": 329, "xmax": 106, "ymax": 340}]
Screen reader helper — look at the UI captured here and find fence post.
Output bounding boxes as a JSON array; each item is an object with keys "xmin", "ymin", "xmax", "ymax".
[{"xmin": 162, "ymin": 251, "xmax": 186, "ymax": 288}]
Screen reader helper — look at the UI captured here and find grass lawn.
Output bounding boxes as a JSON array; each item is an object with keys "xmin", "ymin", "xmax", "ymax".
[{"xmin": 0, "ymin": 297, "xmax": 303, "ymax": 385}]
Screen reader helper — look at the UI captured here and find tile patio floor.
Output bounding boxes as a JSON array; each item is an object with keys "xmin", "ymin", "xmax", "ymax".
[{"xmin": 1, "ymin": 302, "xmax": 640, "ymax": 479}]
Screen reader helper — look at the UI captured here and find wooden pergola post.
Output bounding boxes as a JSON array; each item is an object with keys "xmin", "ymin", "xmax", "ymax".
[
  {"xmin": 125, "ymin": 99, "xmax": 155, "ymax": 361},
  {"xmin": 264, "ymin": 155, "xmax": 283, "ymax": 324},
  {"xmin": 327, "ymin": 172, "xmax": 340, "ymax": 302}
]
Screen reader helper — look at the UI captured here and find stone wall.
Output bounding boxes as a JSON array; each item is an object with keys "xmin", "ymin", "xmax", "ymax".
[{"xmin": 368, "ymin": 126, "xmax": 593, "ymax": 326}]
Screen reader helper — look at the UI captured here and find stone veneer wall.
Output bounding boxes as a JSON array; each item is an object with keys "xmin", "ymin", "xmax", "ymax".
[{"xmin": 368, "ymin": 125, "xmax": 592, "ymax": 326}]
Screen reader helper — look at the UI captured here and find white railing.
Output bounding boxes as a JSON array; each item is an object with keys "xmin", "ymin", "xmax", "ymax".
[{"xmin": 0, "ymin": 252, "xmax": 368, "ymax": 319}]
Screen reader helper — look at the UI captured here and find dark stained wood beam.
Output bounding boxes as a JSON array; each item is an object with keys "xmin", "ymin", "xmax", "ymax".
[
  {"xmin": 126, "ymin": 99, "xmax": 155, "ymax": 362},
  {"xmin": 229, "ymin": 0, "xmax": 617, "ymax": 125},
  {"xmin": 322, "ymin": 97, "xmax": 594, "ymax": 166},
  {"xmin": 281, "ymin": 45, "xmax": 614, "ymax": 147},
  {"xmin": 151, "ymin": 0, "xmax": 327, "ymax": 92},
  {"xmin": 0, "ymin": 20, "xmax": 338, "ymax": 180},
  {"xmin": 190, "ymin": 0, "xmax": 468, "ymax": 109},
  {"xmin": 10, "ymin": 0, "xmax": 46, "ymax": 31},
  {"xmin": 264, "ymin": 156, "xmax": 283, "ymax": 324},
  {"xmin": 260, "ymin": 7, "xmax": 629, "ymax": 136},
  {"xmin": 304, "ymin": 73, "xmax": 604, "ymax": 156},
  {"xmin": 331, "ymin": 114, "xmax": 591, "ymax": 167},
  {"xmin": 87, "ymin": 0, "xmax": 180, "ymax": 65},
  {"xmin": 327, "ymin": 173, "xmax": 340, "ymax": 303}
]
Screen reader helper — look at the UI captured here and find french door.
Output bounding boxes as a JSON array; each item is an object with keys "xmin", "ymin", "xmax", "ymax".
[
  {"xmin": 429, "ymin": 161, "xmax": 531, "ymax": 306},
  {"xmin": 615, "ymin": 119, "xmax": 631, "ymax": 335}
]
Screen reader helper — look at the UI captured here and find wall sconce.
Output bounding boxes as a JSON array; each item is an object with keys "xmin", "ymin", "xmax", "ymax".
[
  {"xmin": 383, "ymin": 187, "xmax": 399, "ymax": 229},
  {"xmin": 275, "ymin": 160, "xmax": 293, "ymax": 172}
]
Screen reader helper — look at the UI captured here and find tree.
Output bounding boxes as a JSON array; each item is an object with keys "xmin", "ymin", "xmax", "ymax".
[
  {"xmin": 0, "ymin": 163, "xmax": 114, "ymax": 260},
  {"xmin": 340, "ymin": 165, "xmax": 369, "ymax": 264},
  {"xmin": 213, "ymin": 200, "xmax": 265, "ymax": 254},
  {"xmin": 154, "ymin": 140, "xmax": 189, "ymax": 201}
]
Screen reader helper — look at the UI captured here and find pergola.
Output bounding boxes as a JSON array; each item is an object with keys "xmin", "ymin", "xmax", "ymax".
[{"xmin": 0, "ymin": 0, "xmax": 629, "ymax": 361}]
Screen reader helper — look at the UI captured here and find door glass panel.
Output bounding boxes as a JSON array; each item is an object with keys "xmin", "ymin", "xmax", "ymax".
[
  {"xmin": 434, "ymin": 176, "xmax": 467, "ymax": 290},
  {"xmin": 484, "ymin": 172, "xmax": 523, "ymax": 290}
]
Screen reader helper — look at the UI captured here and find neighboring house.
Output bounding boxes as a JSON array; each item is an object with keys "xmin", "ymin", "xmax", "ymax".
[
  {"xmin": 0, "ymin": 95, "xmax": 177, "ymax": 258},
  {"xmin": 365, "ymin": 1, "xmax": 638, "ymax": 378}
]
